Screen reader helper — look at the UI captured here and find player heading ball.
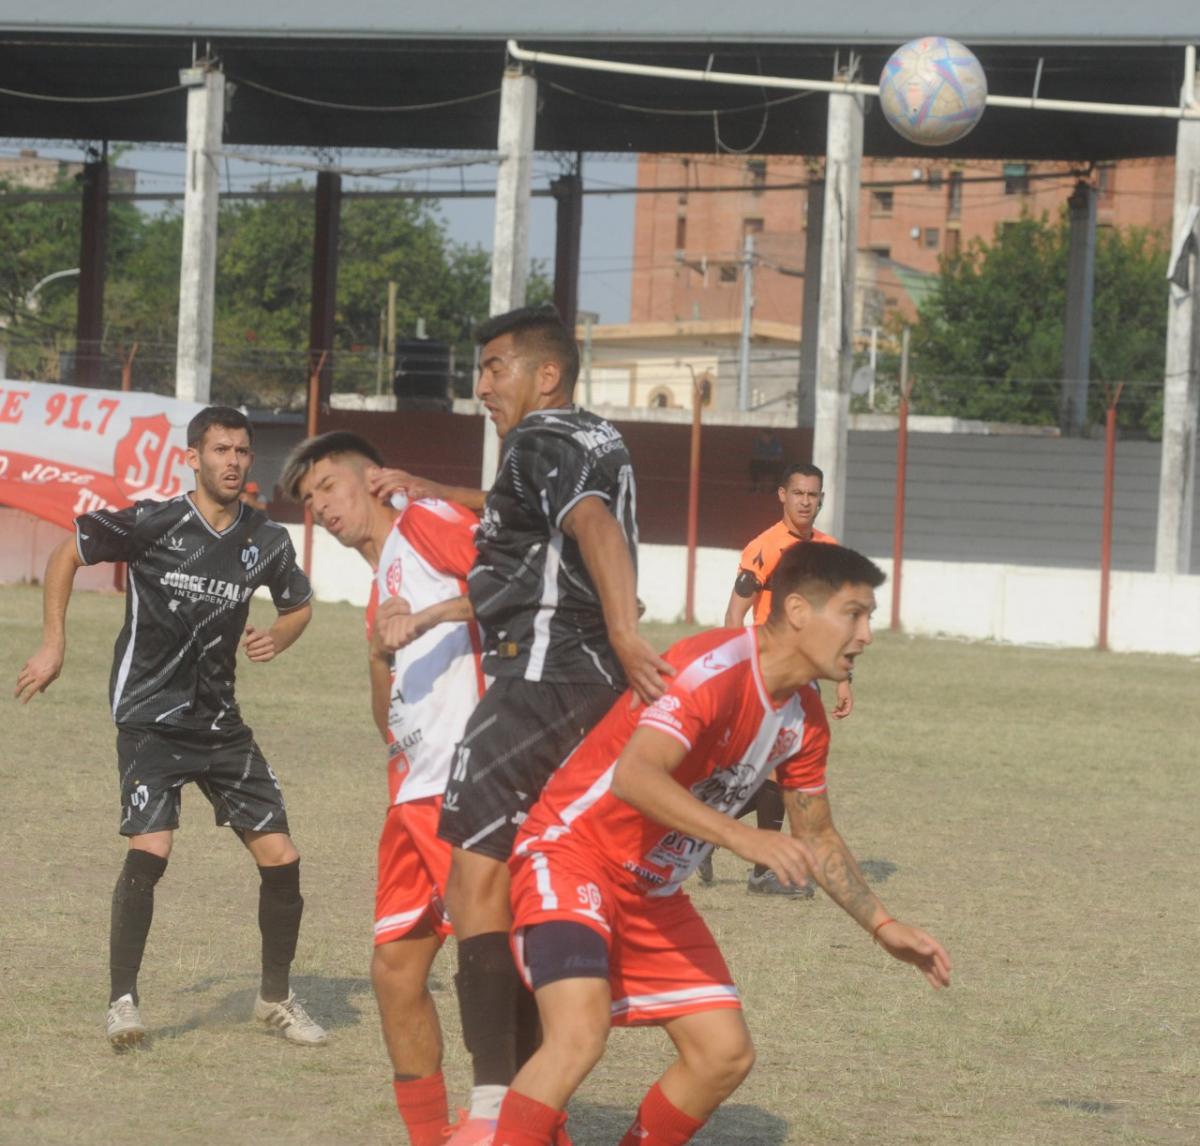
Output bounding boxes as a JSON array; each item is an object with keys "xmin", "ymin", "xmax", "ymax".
[{"xmin": 493, "ymin": 541, "xmax": 952, "ymax": 1146}]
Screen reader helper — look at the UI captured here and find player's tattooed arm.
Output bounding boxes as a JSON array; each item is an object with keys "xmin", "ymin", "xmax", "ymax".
[
  {"xmin": 368, "ymin": 467, "xmax": 487, "ymax": 513},
  {"xmin": 782, "ymin": 789, "xmax": 882, "ymax": 927},
  {"xmin": 783, "ymin": 788, "xmax": 953, "ymax": 989},
  {"xmin": 244, "ymin": 602, "xmax": 313, "ymax": 663},
  {"xmin": 14, "ymin": 538, "xmax": 85, "ymax": 703}
]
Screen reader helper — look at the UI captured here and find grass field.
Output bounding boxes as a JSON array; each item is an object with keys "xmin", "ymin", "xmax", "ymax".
[{"xmin": 1, "ymin": 583, "xmax": 1197, "ymax": 1145}]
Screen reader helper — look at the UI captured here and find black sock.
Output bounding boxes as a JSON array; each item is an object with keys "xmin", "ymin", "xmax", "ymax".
[
  {"xmin": 753, "ymin": 781, "xmax": 786, "ymax": 877},
  {"xmin": 110, "ymin": 849, "xmax": 168, "ymax": 1005},
  {"xmin": 258, "ymin": 859, "xmax": 303, "ymax": 1002},
  {"xmin": 515, "ymin": 977, "xmax": 542, "ymax": 1069},
  {"xmin": 455, "ymin": 932, "xmax": 522, "ymax": 1087}
]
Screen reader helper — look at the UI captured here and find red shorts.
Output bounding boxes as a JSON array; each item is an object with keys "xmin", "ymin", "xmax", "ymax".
[
  {"xmin": 375, "ymin": 796, "xmax": 453, "ymax": 945},
  {"xmin": 509, "ymin": 837, "xmax": 740, "ymax": 1027}
]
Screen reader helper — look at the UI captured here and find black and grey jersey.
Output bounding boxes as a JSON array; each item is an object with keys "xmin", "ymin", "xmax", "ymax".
[
  {"xmin": 467, "ymin": 406, "xmax": 638, "ymax": 686},
  {"xmin": 75, "ymin": 494, "xmax": 312, "ymax": 732}
]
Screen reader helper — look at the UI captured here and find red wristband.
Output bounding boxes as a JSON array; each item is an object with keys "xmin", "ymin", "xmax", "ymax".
[{"xmin": 871, "ymin": 917, "xmax": 896, "ymax": 944}]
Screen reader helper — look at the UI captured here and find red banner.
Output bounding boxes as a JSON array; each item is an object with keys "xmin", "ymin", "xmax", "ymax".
[{"xmin": 0, "ymin": 381, "xmax": 202, "ymax": 530}]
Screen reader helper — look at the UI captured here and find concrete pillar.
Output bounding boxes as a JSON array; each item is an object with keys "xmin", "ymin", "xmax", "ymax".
[
  {"xmin": 811, "ymin": 81, "xmax": 865, "ymax": 540},
  {"xmin": 308, "ymin": 171, "xmax": 342, "ymax": 406},
  {"xmin": 1060, "ymin": 180, "xmax": 1097, "ymax": 437},
  {"xmin": 1155, "ymin": 70, "xmax": 1200, "ymax": 574},
  {"xmin": 482, "ymin": 66, "xmax": 537, "ymax": 486},
  {"xmin": 75, "ymin": 157, "xmax": 108, "ymax": 388},
  {"xmin": 175, "ymin": 63, "xmax": 224, "ymax": 405},
  {"xmin": 797, "ymin": 176, "xmax": 824, "ymax": 430}
]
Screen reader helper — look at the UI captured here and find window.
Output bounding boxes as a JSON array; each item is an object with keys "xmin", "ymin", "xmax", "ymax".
[
  {"xmin": 868, "ymin": 244, "xmax": 892, "ymax": 259},
  {"xmin": 871, "ymin": 190, "xmax": 894, "ymax": 215},
  {"xmin": 947, "ymin": 170, "xmax": 963, "ymax": 218},
  {"xmin": 945, "ymin": 228, "xmax": 961, "ymax": 258},
  {"xmin": 742, "ymin": 217, "xmax": 764, "ymax": 239},
  {"xmin": 675, "ymin": 214, "xmax": 687, "ymax": 251},
  {"xmin": 718, "ymin": 263, "xmax": 739, "ymax": 284},
  {"xmin": 924, "ymin": 227, "xmax": 940, "ymax": 249},
  {"xmin": 1004, "ymin": 163, "xmax": 1030, "ymax": 195},
  {"xmin": 1097, "ymin": 163, "xmax": 1116, "ymax": 203},
  {"xmin": 747, "ymin": 158, "xmax": 767, "ymax": 193},
  {"xmin": 928, "ymin": 169, "xmax": 944, "ymax": 189}
]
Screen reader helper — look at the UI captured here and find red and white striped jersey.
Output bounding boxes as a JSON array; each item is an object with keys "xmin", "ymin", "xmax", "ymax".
[
  {"xmin": 365, "ymin": 498, "xmax": 485, "ymax": 804},
  {"xmin": 514, "ymin": 627, "xmax": 830, "ymax": 897}
]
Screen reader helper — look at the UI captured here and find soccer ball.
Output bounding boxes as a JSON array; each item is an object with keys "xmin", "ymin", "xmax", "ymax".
[{"xmin": 878, "ymin": 37, "xmax": 987, "ymax": 146}]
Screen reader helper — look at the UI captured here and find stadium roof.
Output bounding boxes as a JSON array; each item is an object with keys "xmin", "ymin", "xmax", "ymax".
[{"xmin": 0, "ymin": 4, "xmax": 1196, "ymax": 158}]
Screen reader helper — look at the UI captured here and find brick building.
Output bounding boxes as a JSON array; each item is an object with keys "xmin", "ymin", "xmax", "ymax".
[{"xmin": 630, "ymin": 154, "xmax": 1176, "ymax": 330}]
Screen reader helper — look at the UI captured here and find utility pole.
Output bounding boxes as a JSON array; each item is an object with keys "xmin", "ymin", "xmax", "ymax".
[{"xmin": 737, "ymin": 232, "xmax": 756, "ymax": 411}]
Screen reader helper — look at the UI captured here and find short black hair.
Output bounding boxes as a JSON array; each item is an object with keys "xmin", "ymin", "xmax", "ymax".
[
  {"xmin": 767, "ymin": 542, "xmax": 885, "ymax": 621},
  {"xmin": 279, "ymin": 431, "xmax": 384, "ymax": 500},
  {"xmin": 780, "ymin": 462, "xmax": 824, "ymax": 488},
  {"xmin": 187, "ymin": 405, "xmax": 254, "ymax": 449},
  {"xmin": 475, "ymin": 304, "xmax": 581, "ymax": 394}
]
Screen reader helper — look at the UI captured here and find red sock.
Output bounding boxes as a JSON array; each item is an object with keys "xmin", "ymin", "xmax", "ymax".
[
  {"xmin": 392, "ymin": 1073, "xmax": 450, "ymax": 1146},
  {"xmin": 619, "ymin": 1082, "xmax": 705, "ymax": 1146},
  {"xmin": 494, "ymin": 1089, "xmax": 568, "ymax": 1146}
]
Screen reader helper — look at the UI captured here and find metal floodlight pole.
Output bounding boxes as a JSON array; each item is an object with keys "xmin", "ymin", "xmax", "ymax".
[
  {"xmin": 891, "ymin": 326, "xmax": 912, "ymax": 634},
  {"xmin": 302, "ymin": 350, "xmax": 327, "ymax": 580},
  {"xmin": 685, "ymin": 369, "xmax": 704, "ymax": 625},
  {"xmin": 737, "ymin": 233, "xmax": 755, "ymax": 412},
  {"xmin": 1099, "ymin": 383, "xmax": 1125, "ymax": 653}
]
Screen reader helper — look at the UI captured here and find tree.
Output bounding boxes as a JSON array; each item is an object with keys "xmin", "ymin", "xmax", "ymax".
[
  {"xmin": 3, "ymin": 178, "xmax": 551, "ymax": 404},
  {"xmin": 909, "ymin": 211, "xmax": 1168, "ymax": 435}
]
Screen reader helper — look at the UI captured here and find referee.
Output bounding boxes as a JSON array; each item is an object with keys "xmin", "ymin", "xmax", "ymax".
[
  {"xmin": 718, "ymin": 461, "xmax": 852, "ymax": 897},
  {"xmin": 16, "ymin": 406, "xmax": 327, "ymax": 1049}
]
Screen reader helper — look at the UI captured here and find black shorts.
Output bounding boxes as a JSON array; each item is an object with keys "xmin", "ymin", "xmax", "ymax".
[
  {"xmin": 438, "ymin": 676, "xmax": 622, "ymax": 862},
  {"xmin": 115, "ymin": 724, "xmax": 289, "ymax": 838}
]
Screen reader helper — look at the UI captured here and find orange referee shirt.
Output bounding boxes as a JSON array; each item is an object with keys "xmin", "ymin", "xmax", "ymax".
[{"xmin": 736, "ymin": 520, "xmax": 838, "ymax": 623}]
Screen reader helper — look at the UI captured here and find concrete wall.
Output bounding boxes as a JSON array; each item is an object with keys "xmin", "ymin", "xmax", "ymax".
[{"xmin": 287, "ymin": 526, "xmax": 1200, "ymax": 657}]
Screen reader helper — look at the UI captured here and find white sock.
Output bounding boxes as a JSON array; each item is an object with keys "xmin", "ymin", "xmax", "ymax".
[{"xmin": 468, "ymin": 1085, "xmax": 507, "ymax": 1120}]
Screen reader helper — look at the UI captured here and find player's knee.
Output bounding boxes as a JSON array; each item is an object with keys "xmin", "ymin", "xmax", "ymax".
[
  {"xmin": 541, "ymin": 1010, "xmax": 609, "ymax": 1073},
  {"xmin": 725, "ymin": 1035, "xmax": 757, "ymax": 1088},
  {"xmin": 685, "ymin": 1027, "xmax": 755, "ymax": 1094},
  {"xmin": 371, "ymin": 944, "xmax": 428, "ymax": 1001}
]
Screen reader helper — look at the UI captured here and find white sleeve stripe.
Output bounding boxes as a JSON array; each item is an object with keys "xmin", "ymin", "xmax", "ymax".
[
  {"xmin": 637, "ymin": 718, "xmax": 692, "ymax": 751},
  {"xmin": 553, "ymin": 488, "xmax": 611, "ymax": 529}
]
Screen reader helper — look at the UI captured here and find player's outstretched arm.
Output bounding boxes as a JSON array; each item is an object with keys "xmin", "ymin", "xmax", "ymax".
[
  {"xmin": 723, "ymin": 586, "xmax": 755, "ymax": 628},
  {"xmin": 612, "ymin": 727, "xmax": 817, "ymax": 888},
  {"xmin": 367, "ymin": 466, "xmax": 487, "ymax": 513},
  {"xmin": 783, "ymin": 788, "xmax": 951, "ymax": 989},
  {"xmin": 563, "ymin": 497, "xmax": 673, "ymax": 705},
  {"xmin": 14, "ymin": 538, "xmax": 85, "ymax": 704},
  {"xmin": 243, "ymin": 602, "xmax": 313, "ymax": 663},
  {"xmin": 724, "ymin": 569, "xmax": 761, "ymax": 628}
]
